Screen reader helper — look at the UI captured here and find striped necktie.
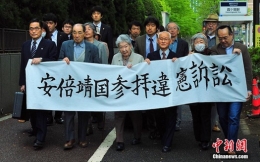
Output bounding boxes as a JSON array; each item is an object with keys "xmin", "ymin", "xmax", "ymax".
[
  {"xmin": 31, "ymin": 41, "xmax": 37, "ymax": 57},
  {"xmin": 162, "ymin": 52, "xmax": 166, "ymax": 59}
]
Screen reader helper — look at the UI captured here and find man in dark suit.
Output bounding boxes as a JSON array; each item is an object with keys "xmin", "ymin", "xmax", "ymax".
[
  {"xmin": 128, "ymin": 20, "xmax": 142, "ymax": 47},
  {"xmin": 134, "ymin": 16, "xmax": 159, "ymax": 59},
  {"xmin": 134, "ymin": 16, "xmax": 160, "ymax": 133},
  {"xmin": 211, "ymin": 25, "xmax": 252, "ymax": 155},
  {"xmin": 19, "ymin": 18, "xmax": 57, "ymax": 150},
  {"xmin": 91, "ymin": 6, "xmax": 114, "ymax": 63},
  {"xmin": 43, "ymin": 13, "xmax": 69, "ymax": 125},
  {"xmin": 145, "ymin": 31, "xmax": 187, "ymax": 153},
  {"xmin": 165, "ymin": 22, "xmax": 189, "ymax": 131},
  {"xmin": 90, "ymin": 6, "xmax": 114, "ymax": 128},
  {"xmin": 59, "ymin": 24, "xmax": 99, "ymax": 150},
  {"xmin": 62, "ymin": 19, "xmax": 74, "ymax": 40}
]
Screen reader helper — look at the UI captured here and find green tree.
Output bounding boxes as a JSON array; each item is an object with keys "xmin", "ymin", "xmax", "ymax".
[
  {"xmin": 158, "ymin": 0, "xmax": 200, "ymax": 37},
  {"xmin": 0, "ymin": 0, "xmax": 21, "ymax": 28},
  {"xmin": 101, "ymin": 0, "xmax": 116, "ymax": 35},
  {"xmin": 15, "ymin": 0, "xmax": 69, "ymax": 29},
  {"xmin": 125, "ymin": 0, "xmax": 145, "ymax": 31},
  {"xmin": 114, "ymin": 0, "xmax": 127, "ymax": 35},
  {"xmin": 143, "ymin": 0, "xmax": 162, "ymax": 23},
  {"xmin": 66, "ymin": 0, "xmax": 101, "ymax": 26}
]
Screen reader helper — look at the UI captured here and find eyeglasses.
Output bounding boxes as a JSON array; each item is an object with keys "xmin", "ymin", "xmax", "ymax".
[
  {"xmin": 218, "ymin": 36, "xmax": 229, "ymax": 41},
  {"xmin": 167, "ymin": 27, "xmax": 178, "ymax": 31},
  {"xmin": 64, "ymin": 25, "xmax": 72, "ymax": 29},
  {"xmin": 29, "ymin": 27, "xmax": 41, "ymax": 31},
  {"xmin": 158, "ymin": 38, "xmax": 170, "ymax": 41}
]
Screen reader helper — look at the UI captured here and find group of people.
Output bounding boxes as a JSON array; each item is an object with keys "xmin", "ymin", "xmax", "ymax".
[{"xmin": 19, "ymin": 6, "xmax": 252, "ymax": 156}]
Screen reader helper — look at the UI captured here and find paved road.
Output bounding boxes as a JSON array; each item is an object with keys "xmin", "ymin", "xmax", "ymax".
[{"xmin": 0, "ymin": 102, "xmax": 259, "ymax": 162}]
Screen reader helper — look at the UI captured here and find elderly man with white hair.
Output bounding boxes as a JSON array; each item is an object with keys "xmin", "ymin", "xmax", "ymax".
[{"xmin": 145, "ymin": 31, "xmax": 186, "ymax": 153}]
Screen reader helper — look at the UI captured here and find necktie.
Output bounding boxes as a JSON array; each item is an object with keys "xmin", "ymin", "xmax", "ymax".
[
  {"xmin": 149, "ymin": 38, "xmax": 154, "ymax": 53},
  {"xmin": 162, "ymin": 52, "xmax": 166, "ymax": 59},
  {"xmin": 131, "ymin": 40, "xmax": 135, "ymax": 47},
  {"xmin": 95, "ymin": 26, "xmax": 99, "ymax": 33},
  {"xmin": 31, "ymin": 41, "xmax": 37, "ymax": 57}
]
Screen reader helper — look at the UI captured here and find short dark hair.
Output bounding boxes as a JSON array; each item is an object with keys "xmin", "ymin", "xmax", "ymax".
[
  {"xmin": 128, "ymin": 20, "xmax": 142, "ymax": 31},
  {"xmin": 216, "ymin": 25, "xmax": 233, "ymax": 36},
  {"xmin": 43, "ymin": 13, "xmax": 58, "ymax": 23},
  {"xmin": 159, "ymin": 25, "xmax": 165, "ymax": 32},
  {"xmin": 144, "ymin": 16, "xmax": 160, "ymax": 29},
  {"xmin": 62, "ymin": 19, "xmax": 74, "ymax": 27},
  {"xmin": 29, "ymin": 18, "xmax": 43, "ymax": 28},
  {"xmin": 42, "ymin": 21, "xmax": 51, "ymax": 39},
  {"xmin": 90, "ymin": 6, "xmax": 104, "ymax": 16}
]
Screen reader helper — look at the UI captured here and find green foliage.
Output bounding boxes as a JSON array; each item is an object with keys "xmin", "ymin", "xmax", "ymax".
[
  {"xmin": 0, "ymin": 0, "xmax": 22, "ymax": 28},
  {"xmin": 143, "ymin": 0, "xmax": 162, "ymax": 23},
  {"xmin": 248, "ymin": 47, "xmax": 260, "ymax": 78},
  {"xmin": 157, "ymin": 0, "xmax": 201, "ymax": 37},
  {"xmin": 126, "ymin": 0, "xmax": 145, "ymax": 27},
  {"xmin": 0, "ymin": 0, "xmax": 226, "ymax": 38},
  {"xmin": 113, "ymin": 0, "xmax": 126, "ymax": 35}
]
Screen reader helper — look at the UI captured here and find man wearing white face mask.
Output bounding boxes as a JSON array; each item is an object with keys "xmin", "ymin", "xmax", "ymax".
[{"xmin": 189, "ymin": 33, "xmax": 212, "ymax": 150}]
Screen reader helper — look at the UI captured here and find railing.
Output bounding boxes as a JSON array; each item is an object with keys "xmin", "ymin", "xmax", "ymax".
[{"xmin": 0, "ymin": 28, "xmax": 30, "ymax": 53}]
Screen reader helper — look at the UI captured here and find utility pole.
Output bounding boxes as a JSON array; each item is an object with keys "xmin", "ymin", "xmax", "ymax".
[{"xmin": 253, "ymin": 0, "xmax": 260, "ymax": 47}]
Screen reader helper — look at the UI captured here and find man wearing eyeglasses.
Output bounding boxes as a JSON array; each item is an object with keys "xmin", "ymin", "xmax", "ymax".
[
  {"xmin": 145, "ymin": 31, "xmax": 185, "ymax": 153},
  {"xmin": 62, "ymin": 19, "xmax": 74, "ymax": 40},
  {"xmin": 19, "ymin": 18, "xmax": 57, "ymax": 150},
  {"xmin": 165, "ymin": 22, "xmax": 189, "ymax": 132},
  {"xmin": 43, "ymin": 13, "xmax": 69, "ymax": 125},
  {"xmin": 211, "ymin": 25, "xmax": 252, "ymax": 155}
]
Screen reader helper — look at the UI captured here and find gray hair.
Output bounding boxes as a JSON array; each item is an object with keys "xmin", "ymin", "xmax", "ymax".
[
  {"xmin": 165, "ymin": 22, "xmax": 180, "ymax": 31},
  {"xmin": 157, "ymin": 31, "xmax": 171, "ymax": 39},
  {"xmin": 191, "ymin": 33, "xmax": 208, "ymax": 50},
  {"xmin": 83, "ymin": 22, "xmax": 96, "ymax": 35},
  {"xmin": 115, "ymin": 34, "xmax": 132, "ymax": 47}
]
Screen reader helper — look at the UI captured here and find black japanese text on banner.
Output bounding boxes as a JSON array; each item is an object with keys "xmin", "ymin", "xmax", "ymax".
[{"xmin": 26, "ymin": 54, "xmax": 247, "ymax": 111}]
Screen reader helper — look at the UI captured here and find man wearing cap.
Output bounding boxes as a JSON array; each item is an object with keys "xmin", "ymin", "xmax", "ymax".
[
  {"xmin": 204, "ymin": 13, "xmax": 219, "ymax": 49},
  {"xmin": 204, "ymin": 13, "xmax": 221, "ymax": 133}
]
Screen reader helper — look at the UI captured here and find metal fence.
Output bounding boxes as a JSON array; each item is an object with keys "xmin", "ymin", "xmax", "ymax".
[{"xmin": 0, "ymin": 28, "xmax": 30, "ymax": 53}]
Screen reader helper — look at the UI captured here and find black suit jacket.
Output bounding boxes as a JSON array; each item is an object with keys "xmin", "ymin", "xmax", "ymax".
[
  {"xmin": 55, "ymin": 31, "xmax": 68, "ymax": 60},
  {"xmin": 19, "ymin": 39, "xmax": 57, "ymax": 86},
  {"xmin": 175, "ymin": 38, "xmax": 189, "ymax": 57},
  {"xmin": 100, "ymin": 23, "xmax": 114, "ymax": 64},
  {"xmin": 147, "ymin": 49, "xmax": 178, "ymax": 61}
]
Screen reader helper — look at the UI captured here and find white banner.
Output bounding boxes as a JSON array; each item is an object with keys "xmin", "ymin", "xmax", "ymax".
[{"xmin": 26, "ymin": 53, "xmax": 247, "ymax": 111}]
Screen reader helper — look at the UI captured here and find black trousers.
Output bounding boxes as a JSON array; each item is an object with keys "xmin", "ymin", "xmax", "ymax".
[
  {"xmin": 190, "ymin": 103, "xmax": 212, "ymax": 142},
  {"xmin": 162, "ymin": 106, "xmax": 177, "ymax": 147},
  {"xmin": 30, "ymin": 110, "xmax": 48, "ymax": 142},
  {"xmin": 47, "ymin": 111, "xmax": 62, "ymax": 119}
]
